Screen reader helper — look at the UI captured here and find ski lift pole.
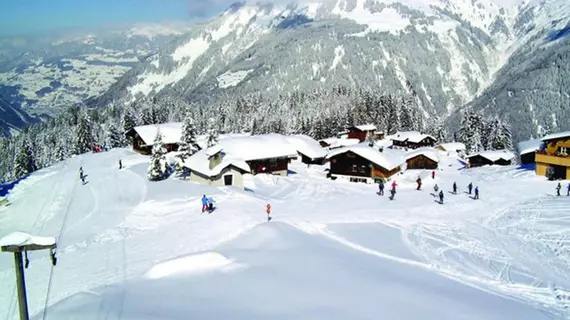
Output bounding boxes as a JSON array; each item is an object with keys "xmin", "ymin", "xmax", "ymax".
[{"xmin": 1, "ymin": 233, "xmax": 57, "ymax": 320}]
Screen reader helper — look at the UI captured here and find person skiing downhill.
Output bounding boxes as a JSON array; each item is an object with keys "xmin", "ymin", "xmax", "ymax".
[
  {"xmin": 434, "ymin": 184, "xmax": 439, "ymax": 193},
  {"xmin": 201, "ymin": 195, "xmax": 208, "ymax": 213},
  {"xmin": 468, "ymin": 182, "xmax": 473, "ymax": 195},
  {"xmin": 452, "ymin": 182, "xmax": 457, "ymax": 194},
  {"xmin": 378, "ymin": 180, "xmax": 384, "ymax": 196},
  {"xmin": 432, "ymin": 170, "xmax": 436, "ymax": 179},
  {"xmin": 391, "ymin": 181, "xmax": 397, "ymax": 193},
  {"xmin": 474, "ymin": 186, "xmax": 479, "ymax": 199},
  {"xmin": 567, "ymin": 183, "xmax": 570, "ymax": 196},
  {"xmin": 416, "ymin": 177, "xmax": 422, "ymax": 190},
  {"xmin": 439, "ymin": 190, "xmax": 444, "ymax": 203},
  {"xmin": 207, "ymin": 197, "xmax": 215, "ymax": 213},
  {"xmin": 119, "ymin": 159, "xmax": 123, "ymax": 170},
  {"xmin": 556, "ymin": 182, "xmax": 561, "ymax": 196}
]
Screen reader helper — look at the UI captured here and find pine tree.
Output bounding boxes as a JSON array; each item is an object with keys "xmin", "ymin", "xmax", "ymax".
[
  {"xmin": 206, "ymin": 118, "xmax": 219, "ymax": 147},
  {"xmin": 106, "ymin": 123, "xmax": 122, "ymax": 148},
  {"xmin": 76, "ymin": 111, "xmax": 93, "ymax": 154},
  {"xmin": 13, "ymin": 138, "xmax": 36, "ymax": 179},
  {"xmin": 180, "ymin": 114, "xmax": 200, "ymax": 154},
  {"xmin": 147, "ymin": 129, "xmax": 170, "ymax": 181}
]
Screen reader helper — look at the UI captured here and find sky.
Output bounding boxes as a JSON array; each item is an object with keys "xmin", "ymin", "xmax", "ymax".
[{"xmin": 0, "ymin": 0, "xmax": 230, "ymax": 36}]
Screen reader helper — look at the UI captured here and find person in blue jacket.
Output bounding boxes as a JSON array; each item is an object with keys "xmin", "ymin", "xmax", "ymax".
[
  {"xmin": 201, "ymin": 195, "xmax": 208, "ymax": 213},
  {"xmin": 207, "ymin": 197, "xmax": 215, "ymax": 213},
  {"xmin": 474, "ymin": 186, "xmax": 479, "ymax": 200}
]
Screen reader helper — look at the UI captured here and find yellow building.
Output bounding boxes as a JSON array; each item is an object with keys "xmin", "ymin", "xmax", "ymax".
[{"xmin": 535, "ymin": 131, "xmax": 570, "ymax": 180}]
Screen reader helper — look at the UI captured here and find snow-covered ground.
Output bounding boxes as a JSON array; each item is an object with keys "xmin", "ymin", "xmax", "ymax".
[{"xmin": 0, "ymin": 148, "xmax": 569, "ymax": 319}]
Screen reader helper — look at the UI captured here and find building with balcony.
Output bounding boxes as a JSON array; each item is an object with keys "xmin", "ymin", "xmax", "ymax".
[{"xmin": 536, "ymin": 131, "xmax": 570, "ymax": 180}]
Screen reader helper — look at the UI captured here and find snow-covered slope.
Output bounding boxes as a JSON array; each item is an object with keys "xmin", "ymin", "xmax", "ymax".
[{"xmin": 0, "ymin": 148, "xmax": 569, "ymax": 319}]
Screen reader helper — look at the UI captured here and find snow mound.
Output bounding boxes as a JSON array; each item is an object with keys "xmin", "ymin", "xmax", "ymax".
[{"xmin": 146, "ymin": 252, "xmax": 233, "ymax": 279}]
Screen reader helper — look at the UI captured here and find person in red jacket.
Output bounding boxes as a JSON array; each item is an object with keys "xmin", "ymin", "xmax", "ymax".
[
  {"xmin": 432, "ymin": 170, "xmax": 435, "ymax": 179},
  {"xmin": 391, "ymin": 181, "xmax": 397, "ymax": 192}
]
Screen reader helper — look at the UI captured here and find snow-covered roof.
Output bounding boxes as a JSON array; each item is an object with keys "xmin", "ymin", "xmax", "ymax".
[
  {"xmin": 133, "ymin": 122, "xmax": 182, "ymax": 145},
  {"xmin": 0, "ymin": 232, "xmax": 56, "ymax": 249},
  {"xmin": 325, "ymin": 138, "xmax": 361, "ymax": 149},
  {"xmin": 437, "ymin": 142, "xmax": 466, "ymax": 151},
  {"xmin": 541, "ymin": 131, "xmax": 570, "ymax": 142},
  {"xmin": 216, "ymin": 134, "xmax": 298, "ymax": 161},
  {"xmin": 405, "ymin": 148, "xmax": 440, "ymax": 163},
  {"xmin": 467, "ymin": 150, "xmax": 516, "ymax": 162},
  {"xmin": 517, "ymin": 138, "xmax": 542, "ymax": 155},
  {"xmin": 391, "ymin": 131, "xmax": 436, "ymax": 143},
  {"xmin": 326, "ymin": 144, "xmax": 403, "ymax": 171},
  {"xmin": 284, "ymin": 134, "xmax": 327, "ymax": 160},
  {"xmin": 183, "ymin": 147, "xmax": 250, "ymax": 177},
  {"xmin": 205, "ymin": 145, "xmax": 224, "ymax": 157},
  {"xmin": 352, "ymin": 124, "xmax": 377, "ymax": 131}
]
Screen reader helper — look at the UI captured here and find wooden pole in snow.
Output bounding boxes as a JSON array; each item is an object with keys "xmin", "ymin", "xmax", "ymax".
[
  {"xmin": 1, "ymin": 233, "xmax": 57, "ymax": 320},
  {"xmin": 13, "ymin": 251, "xmax": 29, "ymax": 320}
]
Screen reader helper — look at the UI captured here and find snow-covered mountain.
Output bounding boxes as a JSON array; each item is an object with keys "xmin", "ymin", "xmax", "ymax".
[
  {"xmin": 92, "ymin": 0, "xmax": 569, "ymax": 142},
  {"xmin": 0, "ymin": 22, "xmax": 195, "ymax": 135}
]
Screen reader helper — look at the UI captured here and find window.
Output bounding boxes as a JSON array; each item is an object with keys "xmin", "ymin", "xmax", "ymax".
[
  {"xmin": 351, "ymin": 165, "xmax": 357, "ymax": 172},
  {"xmin": 360, "ymin": 165, "xmax": 367, "ymax": 173},
  {"xmin": 350, "ymin": 177, "xmax": 367, "ymax": 183},
  {"xmin": 224, "ymin": 175, "xmax": 233, "ymax": 186},
  {"xmin": 559, "ymin": 147, "xmax": 568, "ymax": 155}
]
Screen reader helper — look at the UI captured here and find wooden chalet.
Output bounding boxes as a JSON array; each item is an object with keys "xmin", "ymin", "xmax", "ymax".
[
  {"xmin": 125, "ymin": 123, "xmax": 182, "ymax": 155},
  {"xmin": 466, "ymin": 150, "xmax": 516, "ymax": 168},
  {"xmin": 535, "ymin": 131, "xmax": 570, "ymax": 180},
  {"xmin": 217, "ymin": 134, "xmax": 299, "ymax": 176},
  {"xmin": 347, "ymin": 124, "xmax": 380, "ymax": 142},
  {"xmin": 326, "ymin": 145, "xmax": 402, "ymax": 183},
  {"xmin": 391, "ymin": 131, "xmax": 437, "ymax": 150},
  {"xmin": 405, "ymin": 149, "xmax": 439, "ymax": 170}
]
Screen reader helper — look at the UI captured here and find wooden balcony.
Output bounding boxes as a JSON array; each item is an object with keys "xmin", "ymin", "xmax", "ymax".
[{"xmin": 535, "ymin": 153, "xmax": 570, "ymax": 167}]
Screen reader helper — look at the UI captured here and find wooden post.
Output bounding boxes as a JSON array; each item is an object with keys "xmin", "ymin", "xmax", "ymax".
[{"xmin": 14, "ymin": 252, "xmax": 29, "ymax": 320}]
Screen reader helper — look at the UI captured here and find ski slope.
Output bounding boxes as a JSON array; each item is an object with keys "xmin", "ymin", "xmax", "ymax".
[{"xmin": 0, "ymin": 148, "xmax": 568, "ymax": 319}]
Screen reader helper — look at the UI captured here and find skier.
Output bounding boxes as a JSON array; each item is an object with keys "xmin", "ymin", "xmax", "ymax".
[
  {"xmin": 391, "ymin": 181, "xmax": 397, "ymax": 193},
  {"xmin": 207, "ymin": 197, "xmax": 215, "ymax": 213},
  {"xmin": 201, "ymin": 195, "xmax": 208, "ymax": 213},
  {"xmin": 467, "ymin": 182, "xmax": 473, "ymax": 195},
  {"xmin": 474, "ymin": 186, "xmax": 479, "ymax": 200},
  {"xmin": 439, "ymin": 190, "xmax": 444, "ymax": 203},
  {"xmin": 556, "ymin": 182, "xmax": 561, "ymax": 196},
  {"xmin": 389, "ymin": 188, "xmax": 396, "ymax": 200},
  {"xmin": 567, "ymin": 183, "xmax": 570, "ymax": 196},
  {"xmin": 452, "ymin": 182, "xmax": 457, "ymax": 194},
  {"xmin": 119, "ymin": 159, "xmax": 123, "ymax": 170},
  {"xmin": 378, "ymin": 180, "xmax": 384, "ymax": 196},
  {"xmin": 416, "ymin": 177, "xmax": 422, "ymax": 191},
  {"xmin": 434, "ymin": 184, "xmax": 439, "ymax": 193},
  {"xmin": 81, "ymin": 173, "xmax": 85, "ymax": 185},
  {"xmin": 432, "ymin": 170, "xmax": 436, "ymax": 179}
]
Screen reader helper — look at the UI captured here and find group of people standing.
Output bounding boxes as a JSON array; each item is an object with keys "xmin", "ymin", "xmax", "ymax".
[
  {"xmin": 378, "ymin": 170, "xmax": 480, "ymax": 204},
  {"xmin": 555, "ymin": 182, "xmax": 570, "ymax": 196}
]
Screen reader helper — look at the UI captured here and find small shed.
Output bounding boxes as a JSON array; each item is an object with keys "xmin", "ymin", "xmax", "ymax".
[
  {"xmin": 347, "ymin": 124, "xmax": 378, "ymax": 142},
  {"xmin": 516, "ymin": 138, "xmax": 542, "ymax": 165},
  {"xmin": 466, "ymin": 150, "xmax": 516, "ymax": 168},
  {"xmin": 405, "ymin": 149, "xmax": 439, "ymax": 170},
  {"xmin": 436, "ymin": 142, "xmax": 466, "ymax": 154},
  {"xmin": 284, "ymin": 134, "xmax": 327, "ymax": 165},
  {"xmin": 183, "ymin": 146, "xmax": 250, "ymax": 189}
]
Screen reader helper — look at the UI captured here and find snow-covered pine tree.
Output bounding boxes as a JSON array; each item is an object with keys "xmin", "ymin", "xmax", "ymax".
[
  {"xmin": 13, "ymin": 138, "xmax": 36, "ymax": 179},
  {"xmin": 122, "ymin": 107, "xmax": 136, "ymax": 136},
  {"xmin": 459, "ymin": 111, "xmax": 486, "ymax": 154},
  {"xmin": 175, "ymin": 114, "xmax": 201, "ymax": 175},
  {"xmin": 206, "ymin": 118, "xmax": 219, "ymax": 147},
  {"xmin": 106, "ymin": 122, "xmax": 122, "ymax": 148},
  {"xmin": 486, "ymin": 118, "xmax": 514, "ymax": 151},
  {"xmin": 147, "ymin": 128, "xmax": 170, "ymax": 181},
  {"xmin": 399, "ymin": 98, "xmax": 414, "ymax": 131},
  {"xmin": 75, "ymin": 111, "xmax": 93, "ymax": 154}
]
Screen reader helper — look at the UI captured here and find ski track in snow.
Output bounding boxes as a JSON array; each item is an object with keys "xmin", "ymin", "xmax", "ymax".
[{"xmin": 0, "ymin": 149, "xmax": 569, "ymax": 318}]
